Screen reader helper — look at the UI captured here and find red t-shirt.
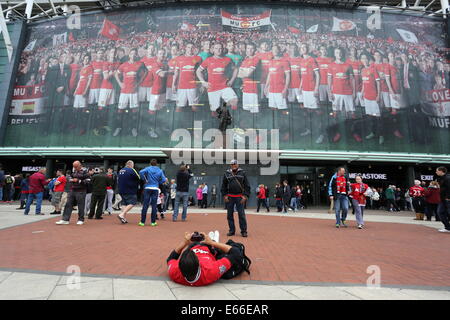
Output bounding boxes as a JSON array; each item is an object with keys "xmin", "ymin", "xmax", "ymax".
[
  {"xmin": 176, "ymin": 55, "xmax": 202, "ymax": 90},
  {"xmin": 74, "ymin": 65, "xmax": 93, "ymax": 95},
  {"xmin": 350, "ymin": 183, "xmax": 369, "ymax": 205},
  {"xmin": 69, "ymin": 64, "xmax": 81, "ymax": 92},
  {"xmin": 336, "ymin": 175, "xmax": 347, "ymax": 194},
  {"xmin": 373, "ymin": 63, "xmax": 389, "ymax": 93},
  {"xmin": 288, "ymin": 57, "xmax": 302, "ymax": 89},
  {"xmin": 118, "ymin": 61, "xmax": 144, "ymax": 94},
  {"xmin": 268, "ymin": 58, "xmax": 290, "ymax": 93},
  {"xmin": 300, "ymin": 57, "xmax": 319, "ymax": 92},
  {"xmin": 361, "ymin": 66, "xmax": 380, "ymax": 101},
  {"xmin": 167, "ymin": 245, "xmax": 232, "ymax": 287},
  {"xmin": 100, "ymin": 61, "xmax": 120, "ymax": 90},
  {"xmin": 328, "ymin": 62, "xmax": 353, "ymax": 95},
  {"xmin": 315, "ymin": 57, "xmax": 333, "ymax": 85},
  {"xmin": 200, "ymin": 56, "xmax": 233, "ymax": 92},
  {"xmin": 409, "ymin": 186, "xmax": 425, "ymax": 198},
  {"xmin": 166, "ymin": 57, "xmax": 178, "ymax": 88},
  {"xmin": 140, "ymin": 56, "xmax": 156, "ymax": 88},
  {"xmin": 256, "ymin": 51, "xmax": 274, "ymax": 84},
  {"xmin": 150, "ymin": 61, "xmax": 167, "ymax": 95},
  {"xmin": 54, "ymin": 175, "xmax": 67, "ymax": 192},
  {"xmin": 346, "ymin": 59, "xmax": 363, "ymax": 92},
  {"xmin": 240, "ymin": 55, "xmax": 260, "ymax": 94},
  {"xmin": 90, "ymin": 61, "xmax": 104, "ymax": 89}
]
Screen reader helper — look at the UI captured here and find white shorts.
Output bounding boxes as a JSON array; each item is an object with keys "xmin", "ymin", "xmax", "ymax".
[
  {"xmin": 207, "ymin": 87, "xmax": 238, "ymax": 111},
  {"xmin": 381, "ymin": 91, "xmax": 391, "ymax": 108},
  {"xmin": 390, "ymin": 93, "xmax": 405, "ymax": 109},
  {"xmin": 73, "ymin": 95, "xmax": 88, "ymax": 109},
  {"xmin": 268, "ymin": 92, "xmax": 287, "ymax": 110},
  {"xmin": 176, "ymin": 88, "xmax": 200, "ymax": 107},
  {"xmin": 118, "ymin": 93, "xmax": 139, "ymax": 109},
  {"xmin": 98, "ymin": 88, "xmax": 115, "ymax": 107},
  {"xmin": 332, "ymin": 94, "xmax": 355, "ymax": 113},
  {"xmin": 318, "ymin": 84, "xmax": 329, "ymax": 102},
  {"xmin": 88, "ymin": 88, "xmax": 100, "ymax": 104},
  {"xmin": 302, "ymin": 90, "xmax": 318, "ymax": 109},
  {"xmin": 364, "ymin": 99, "xmax": 381, "ymax": 117},
  {"xmin": 138, "ymin": 86, "xmax": 152, "ymax": 102},
  {"xmin": 149, "ymin": 93, "xmax": 167, "ymax": 111},
  {"xmin": 166, "ymin": 88, "xmax": 177, "ymax": 101},
  {"xmin": 288, "ymin": 88, "xmax": 303, "ymax": 103},
  {"xmin": 242, "ymin": 92, "xmax": 259, "ymax": 113},
  {"xmin": 355, "ymin": 92, "xmax": 364, "ymax": 107}
]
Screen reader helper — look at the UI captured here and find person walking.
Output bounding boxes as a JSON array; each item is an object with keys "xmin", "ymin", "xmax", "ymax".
[
  {"xmin": 89, "ymin": 168, "xmax": 111, "ymax": 219},
  {"xmin": 210, "ymin": 184, "xmax": 217, "ymax": 208},
  {"xmin": 385, "ymin": 185, "xmax": 400, "ymax": 212},
  {"xmin": 264, "ymin": 185, "xmax": 270, "ymax": 209},
  {"xmin": 410, "ymin": 180, "xmax": 425, "ymax": 220},
  {"xmin": 139, "ymin": 159, "xmax": 168, "ymax": 227},
  {"xmin": 328, "ymin": 167, "xmax": 350, "ymax": 228},
  {"xmin": 50, "ymin": 169, "xmax": 67, "ymax": 215},
  {"xmin": 16, "ymin": 174, "xmax": 30, "ymax": 210},
  {"xmin": 424, "ymin": 181, "xmax": 441, "ymax": 221},
  {"xmin": 349, "ymin": 175, "xmax": 369, "ymax": 229},
  {"xmin": 435, "ymin": 167, "xmax": 450, "ymax": 233},
  {"xmin": 173, "ymin": 164, "xmax": 193, "ymax": 222},
  {"xmin": 256, "ymin": 184, "xmax": 270, "ymax": 213},
  {"xmin": 281, "ymin": 180, "xmax": 292, "ymax": 213},
  {"xmin": 221, "ymin": 159, "xmax": 250, "ymax": 237},
  {"xmin": 274, "ymin": 183, "xmax": 283, "ymax": 212},
  {"xmin": 4, "ymin": 173, "xmax": 15, "ymax": 203},
  {"xmin": 56, "ymin": 161, "xmax": 90, "ymax": 225},
  {"xmin": 201, "ymin": 183, "xmax": 209, "ymax": 208},
  {"xmin": 169, "ymin": 179, "xmax": 177, "ymax": 211},
  {"xmin": 117, "ymin": 160, "xmax": 141, "ymax": 224},
  {"xmin": 371, "ymin": 188, "xmax": 380, "ymax": 209},
  {"xmin": 24, "ymin": 168, "xmax": 50, "ymax": 215}
]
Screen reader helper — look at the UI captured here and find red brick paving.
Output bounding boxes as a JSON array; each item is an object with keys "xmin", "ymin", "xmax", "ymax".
[{"xmin": 0, "ymin": 212, "xmax": 449, "ymax": 287}]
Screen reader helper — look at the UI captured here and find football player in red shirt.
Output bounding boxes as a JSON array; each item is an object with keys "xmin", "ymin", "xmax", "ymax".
[
  {"xmin": 255, "ymin": 40, "xmax": 273, "ymax": 100},
  {"xmin": 373, "ymin": 51, "xmax": 391, "ymax": 109},
  {"xmin": 72, "ymin": 54, "xmax": 93, "ymax": 135},
  {"xmin": 139, "ymin": 43, "xmax": 156, "ymax": 104},
  {"xmin": 114, "ymin": 48, "xmax": 147, "ymax": 137},
  {"xmin": 385, "ymin": 52, "xmax": 405, "ymax": 139},
  {"xmin": 315, "ymin": 45, "xmax": 333, "ymax": 105},
  {"xmin": 196, "ymin": 42, "xmax": 238, "ymax": 116},
  {"xmin": 286, "ymin": 43, "xmax": 303, "ymax": 107},
  {"xmin": 166, "ymin": 44, "xmax": 180, "ymax": 102},
  {"xmin": 346, "ymin": 47, "xmax": 363, "ymax": 108},
  {"xmin": 88, "ymin": 49, "xmax": 104, "ymax": 106},
  {"xmin": 149, "ymin": 48, "xmax": 169, "ymax": 113},
  {"xmin": 410, "ymin": 180, "xmax": 426, "ymax": 220},
  {"xmin": 238, "ymin": 42, "xmax": 260, "ymax": 114}
]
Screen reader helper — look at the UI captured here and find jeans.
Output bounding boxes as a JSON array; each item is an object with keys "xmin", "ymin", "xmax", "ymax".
[
  {"xmin": 351, "ymin": 198, "xmax": 365, "ymax": 226},
  {"xmin": 437, "ymin": 200, "xmax": 450, "ymax": 230},
  {"xmin": 290, "ymin": 197, "xmax": 297, "ymax": 211},
  {"xmin": 226, "ymin": 196, "xmax": 247, "ymax": 233},
  {"xmin": 335, "ymin": 194, "xmax": 349, "ymax": 224},
  {"xmin": 141, "ymin": 189, "xmax": 159, "ymax": 224},
  {"xmin": 276, "ymin": 199, "xmax": 283, "ymax": 212},
  {"xmin": 256, "ymin": 198, "xmax": 269, "ymax": 212},
  {"xmin": 85, "ymin": 193, "xmax": 92, "ymax": 216},
  {"xmin": 173, "ymin": 191, "xmax": 189, "ymax": 221},
  {"xmin": 24, "ymin": 192, "xmax": 44, "ymax": 215}
]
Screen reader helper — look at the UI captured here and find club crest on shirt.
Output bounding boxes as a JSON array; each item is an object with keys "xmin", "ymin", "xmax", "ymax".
[{"xmin": 219, "ymin": 265, "xmax": 227, "ymax": 274}]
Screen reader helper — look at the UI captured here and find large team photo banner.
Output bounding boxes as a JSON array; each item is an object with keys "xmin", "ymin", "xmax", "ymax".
[{"xmin": 4, "ymin": 3, "xmax": 449, "ymax": 155}]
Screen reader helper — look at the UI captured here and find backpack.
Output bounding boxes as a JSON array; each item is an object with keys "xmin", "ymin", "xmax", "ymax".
[{"xmin": 221, "ymin": 239, "xmax": 251, "ymax": 280}]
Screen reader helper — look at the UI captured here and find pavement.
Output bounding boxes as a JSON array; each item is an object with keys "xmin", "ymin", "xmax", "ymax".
[{"xmin": 0, "ymin": 202, "xmax": 449, "ymax": 300}]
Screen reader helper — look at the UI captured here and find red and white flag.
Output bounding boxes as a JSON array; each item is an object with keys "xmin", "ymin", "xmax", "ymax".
[
  {"xmin": 100, "ymin": 18, "xmax": 120, "ymax": 41},
  {"xmin": 180, "ymin": 22, "xmax": 196, "ymax": 31},
  {"xmin": 331, "ymin": 17, "xmax": 356, "ymax": 32}
]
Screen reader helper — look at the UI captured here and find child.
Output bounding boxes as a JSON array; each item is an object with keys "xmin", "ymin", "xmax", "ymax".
[{"xmin": 157, "ymin": 189, "xmax": 165, "ymax": 220}]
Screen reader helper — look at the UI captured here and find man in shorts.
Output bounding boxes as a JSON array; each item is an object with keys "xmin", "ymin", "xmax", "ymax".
[
  {"xmin": 117, "ymin": 160, "xmax": 141, "ymax": 224},
  {"xmin": 51, "ymin": 169, "xmax": 66, "ymax": 216}
]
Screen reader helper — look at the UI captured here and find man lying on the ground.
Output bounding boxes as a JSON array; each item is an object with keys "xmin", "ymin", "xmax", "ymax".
[{"xmin": 167, "ymin": 231, "xmax": 241, "ymax": 286}]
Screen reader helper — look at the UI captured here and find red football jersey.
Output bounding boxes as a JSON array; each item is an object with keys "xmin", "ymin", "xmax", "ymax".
[
  {"xmin": 350, "ymin": 182, "xmax": 369, "ymax": 205},
  {"xmin": 74, "ymin": 65, "xmax": 93, "ymax": 95},
  {"xmin": 300, "ymin": 57, "xmax": 319, "ymax": 92},
  {"xmin": 240, "ymin": 55, "xmax": 260, "ymax": 94},
  {"xmin": 373, "ymin": 63, "xmax": 389, "ymax": 93},
  {"xmin": 336, "ymin": 175, "xmax": 348, "ymax": 194},
  {"xmin": 346, "ymin": 59, "xmax": 363, "ymax": 92},
  {"xmin": 140, "ymin": 56, "xmax": 156, "ymax": 88},
  {"xmin": 200, "ymin": 56, "xmax": 233, "ymax": 92},
  {"xmin": 90, "ymin": 61, "xmax": 104, "ymax": 89},
  {"xmin": 409, "ymin": 186, "xmax": 425, "ymax": 198},
  {"xmin": 386, "ymin": 64, "xmax": 400, "ymax": 94},
  {"xmin": 268, "ymin": 58, "xmax": 290, "ymax": 93},
  {"xmin": 69, "ymin": 64, "xmax": 81, "ymax": 92},
  {"xmin": 328, "ymin": 62, "xmax": 353, "ymax": 95},
  {"xmin": 100, "ymin": 61, "xmax": 120, "ymax": 90},
  {"xmin": 167, "ymin": 245, "xmax": 232, "ymax": 287},
  {"xmin": 166, "ymin": 56, "xmax": 179, "ymax": 88},
  {"xmin": 118, "ymin": 61, "xmax": 144, "ymax": 94},
  {"xmin": 288, "ymin": 57, "xmax": 302, "ymax": 89},
  {"xmin": 176, "ymin": 55, "xmax": 202, "ymax": 90},
  {"xmin": 361, "ymin": 66, "xmax": 380, "ymax": 101},
  {"xmin": 256, "ymin": 51, "xmax": 274, "ymax": 84},
  {"xmin": 315, "ymin": 57, "xmax": 333, "ymax": 85},
  {"xmin": 150, "ymin": 61, "xmax": 167, "ymax": 95}
]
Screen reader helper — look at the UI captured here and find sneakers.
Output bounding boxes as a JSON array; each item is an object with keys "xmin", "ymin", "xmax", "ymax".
[
  {"xmin": 300, "ymin": 129, "xmax": 311, "ymax": 137},
  {"xmin": 208, "ymin": 231, "xmax": 220, "ymax": 242},
  {"xmin": 113, "ymin": 128, "xmax": 122, "ymax": 137},
  {"xmin": 357, "ymin": 224, "xmax": 363, "ymax": 229},
  {"xmin": 341, "ymin": 221, "xmax": 348, "ymax": 228},
  {"xmin": 76, "ymin": 221, "xmax": 84, "ymax": 225},
  {"xmin": 56, "ymin": 220, "xmax": 69, "ymax": 225},
  {"xmin": 335, "ymin": 223, "xmax": 340, "ymax": 228},
  {"xmin": 315, "ymin": 134, "xmax": 324, "ymax": 144},
  {"xmin": 138, "ymin": 222, "xmax": 145, "ymax": 226},
  {"xmin": 438, "ymin": 229, "xmax": 450, "ymax": 233},
  {"xmin": 151, "ymin": 222, "xmax": 158, "ymax": 227},
  {"xmin": 365, "ymin": 132, "xmax": 375, "ymax": 140}
]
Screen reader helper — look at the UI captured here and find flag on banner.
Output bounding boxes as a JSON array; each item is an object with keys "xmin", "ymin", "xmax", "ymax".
[
  {"xmin": 331, "ymin": 17, "xmax": 356, "ymax": 32},
  {"xmin": 396, "ymin": 29, "xmax": 418, "ymax": 43},
  {"xmin": 221, "ymin": 10, "xmax": 272, "ymax": 30},
  {"xmin": 288, "ymin": 26, "xmax": 301, "ymax": 34},
  {"xmin": 23, "ymin": 40, "xmax": 37, "ymax": 52},
  {"xmin": 52, "ymin": 32, "xmax": 67, "ymax": 47},
  {"xmin": 100, "ymin": 18, "xmax": 120, "ymax": 40},
  {"xmin": 180, "ymin": 22, "xmax": 196, "ymax": 31},
  {"xmin": 306, "ymin": 24, "xmax": 318, "ymax": 33}
]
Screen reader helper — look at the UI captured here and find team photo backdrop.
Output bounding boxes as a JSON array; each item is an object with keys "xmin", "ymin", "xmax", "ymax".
[{"xmin": 3, "ymin": 3, "xmax": 449, "ymax": 155}]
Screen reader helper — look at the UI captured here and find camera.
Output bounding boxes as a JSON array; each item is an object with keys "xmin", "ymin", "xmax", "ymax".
[{"xmin": 190, "ymin": 231, "xmax": 205, "ymax": 242}]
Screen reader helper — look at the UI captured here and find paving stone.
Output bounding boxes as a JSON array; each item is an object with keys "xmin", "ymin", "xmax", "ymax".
[
  {"xmin": 171, "ymin": 284, "xmax": 238, "ymax": 300},
  {"xmin": 226, "ymin": 285, "xmax": 298, "ymax": 300},
  {"xmin": 0, "ymin": 272, "xmax": 60, "ymax": 300},
  {"xmin": 48, "ymin": 279, "xmax": 113, "ymax": 300},
  {"xmin": 113, "ymin": 278, "xmax": 175, "ymax": 300},
  {"xmin": 289, "ymin": 286, "xmax": 361, "ymax": 300}
]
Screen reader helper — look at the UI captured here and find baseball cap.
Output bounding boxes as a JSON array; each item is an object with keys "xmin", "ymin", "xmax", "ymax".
[{"xmin": 230, "ymin": 159, "xmax": 238, "ymax": 165}]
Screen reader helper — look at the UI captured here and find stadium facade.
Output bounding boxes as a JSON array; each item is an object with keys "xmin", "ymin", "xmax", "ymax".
[{"xmin": 0, "ymin": 1, "xmax": 449, "ymax": 206}]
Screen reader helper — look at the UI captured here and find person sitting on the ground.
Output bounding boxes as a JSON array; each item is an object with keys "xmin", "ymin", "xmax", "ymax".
[{"xmin": 167, "ymin": 231, "xmax": 241, "ymax": 286}]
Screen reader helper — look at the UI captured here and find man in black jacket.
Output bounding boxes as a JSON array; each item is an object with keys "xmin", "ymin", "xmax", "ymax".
[
  {"xmin": 436, "ymin": 167, "xmax": 450, "ymax": 233},
  {"xmin": 173, "ymin": 164, "xmax": 193, "ymax": 222},
  {"xmin": 282, "ymin": 180, "xmax": 291, "ymax": 214},
  {"xmin": 221, "ymin": 160, "xmax": 251, "ymax": 237},
  {"xmin": 89, "ymin": 168, "xmax": 112, "ymax": 219}
]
